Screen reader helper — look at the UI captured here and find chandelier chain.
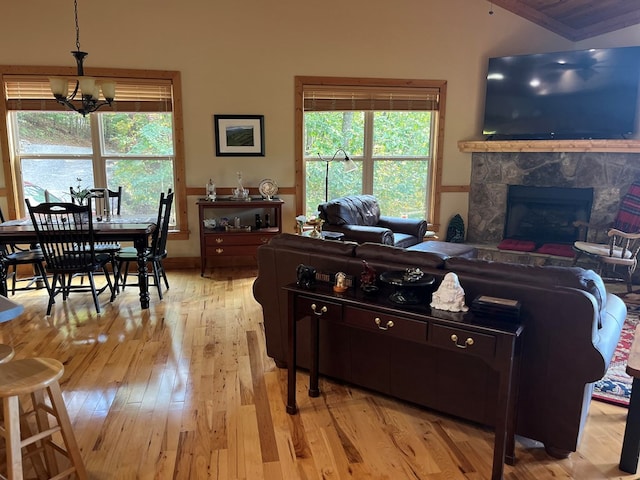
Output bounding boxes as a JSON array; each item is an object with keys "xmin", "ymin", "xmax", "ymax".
[{"xmin": 74, "ymin": 0, "xmax": 81, "ymax": 51}]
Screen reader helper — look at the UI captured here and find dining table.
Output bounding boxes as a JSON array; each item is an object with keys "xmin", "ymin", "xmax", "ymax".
[{"xmin": 0, "ymin": 216, "xmax": 157, "ymax": 310}]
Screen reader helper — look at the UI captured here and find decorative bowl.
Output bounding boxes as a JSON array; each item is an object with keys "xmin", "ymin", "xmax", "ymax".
[{"xmin": 203, "ymin": 218, "xmax": 217, "ymax": 229}]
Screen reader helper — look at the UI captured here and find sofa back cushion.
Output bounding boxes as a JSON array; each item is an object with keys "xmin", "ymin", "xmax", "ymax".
[
  {"xmin": 319, "ymin": 195, "xmax": 381, "ymax": 226},
  {"xmin": 356, "ymin": 242, "xmax": 445, "ymax": 269},
  {"xmin": 445, "ymin": 257, "xmax": 608, "ymax": 325},
  {"xmin": 266, "ymin": 233, "xmax": 358, "ymax": 256}
]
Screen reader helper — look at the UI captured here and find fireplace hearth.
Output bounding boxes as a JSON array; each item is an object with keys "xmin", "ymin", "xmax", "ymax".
[{"xmin": 504, "ymin": 185, "xmax": 593, "ymax": 245}]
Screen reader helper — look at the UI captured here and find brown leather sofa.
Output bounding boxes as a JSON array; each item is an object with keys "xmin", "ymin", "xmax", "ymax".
[
  {"xmin": 253, "ymin": 233, "xmax": 627, "ymax": 458},
  {"xmin": 318, "ymin": 194, "xmax": 428, "ymax": 247}
]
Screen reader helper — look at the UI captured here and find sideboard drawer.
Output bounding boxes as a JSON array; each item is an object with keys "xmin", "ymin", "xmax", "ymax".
[
  {"xmin": 431, "ymin": 324, "xmax": 496, "ymax": 359},
  {"xmin": 296, "ymin": 296, "xmax": 343, "ymax": 323},
  {"xmin": 344, "ymin": 306, "xmax": 427, "ymax": 343},
  {"xmin": 205, "ymin": 233, "xmax": 273, "ymax": 247},
  {"xmin": 205, "ymin": 245, "xmax": 260, "ymax": 256}
]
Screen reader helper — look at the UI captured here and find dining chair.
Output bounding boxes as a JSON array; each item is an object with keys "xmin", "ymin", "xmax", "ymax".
[
  {"xmin": 89, "ymin": 187, "xmax": 122, "ymax": 218},
  {"xmin": 25, "ymin": 200, "xmax": 116, "ymax": 315},
  {"xmin": 70, "ymin": 187, "xmax": 123, "ymax": 291},
  {"xmin": 88, "ymin": 188, "xmax": 123, "ymax": 280},
  {"xmin": 115, "ymin": 190, "xmax": 174, "ymax": 299},
  {"xmin": 69, "ymin": 186, "xmax": 122, "ymax": 217},
  {"xmin": 0, "ymin": 206, "xmax": 50, "ymax": 296}
]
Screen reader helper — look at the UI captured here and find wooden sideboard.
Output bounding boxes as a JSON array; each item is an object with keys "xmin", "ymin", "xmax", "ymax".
[
  {"xmin": 284, "ymin": 282, "xmax": 524, "ymax": 480},
  {"xmin": 198, "ymin": 199, "xmax": 283, "ymax": 276}
]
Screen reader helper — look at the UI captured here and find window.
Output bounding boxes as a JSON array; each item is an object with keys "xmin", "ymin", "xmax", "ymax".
[
  {"xmin": 0, "ymin": 68, "xmax": 186, "ymax": 233},
  {"xmin": 12, "ymin": 111, "xmax": 175, "ymax": 218},
  {"xmin": 297, "ymin": 77, "xmax": 446, "ymax": 226}
]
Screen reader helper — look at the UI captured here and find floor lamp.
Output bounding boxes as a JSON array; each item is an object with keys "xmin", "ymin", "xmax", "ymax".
[{"xmin": 319, "ymin": 149, "xmax": 357, "ymax": 202}]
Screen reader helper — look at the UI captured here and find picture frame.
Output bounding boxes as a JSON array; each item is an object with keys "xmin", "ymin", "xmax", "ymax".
[{"xmin": 214, "ymin": 114, "xmax": 265, "ymax": 156}]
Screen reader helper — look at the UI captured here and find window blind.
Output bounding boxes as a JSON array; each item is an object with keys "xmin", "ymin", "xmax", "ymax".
[
  {"xmin": 4, "ymin": 76, "xmax": 173, "ymax": 112},
  {"xmin": 303, "ymin": 85, "xmax": 440, "ymax": 112}
]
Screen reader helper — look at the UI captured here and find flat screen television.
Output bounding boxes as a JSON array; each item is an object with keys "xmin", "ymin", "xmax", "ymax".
[{"xmin": 482, "ymin": 46, "xmax": 640, "ymax": 140}]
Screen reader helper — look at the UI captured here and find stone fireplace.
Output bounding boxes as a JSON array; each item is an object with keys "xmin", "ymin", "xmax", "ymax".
[{"xmin": 467, "ymin": 150, "xmax": 640, "ymax": 247}]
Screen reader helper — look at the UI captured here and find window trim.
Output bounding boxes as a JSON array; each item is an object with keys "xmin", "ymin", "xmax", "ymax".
[
  {"xmin": 295, "ymin": 76, "xmax": 446, "ymax": 230},
  {"xmin": 0, "ymin": 65, "xmax": 187, "ymax": 239}
]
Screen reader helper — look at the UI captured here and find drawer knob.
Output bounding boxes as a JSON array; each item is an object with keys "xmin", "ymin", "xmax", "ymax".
[
  {"xmin": 215, "ymin": 237, "xmax": 224, "ymax": 244},
  {"xmin": 215, "ymin": 248, "xmax": 224, "ymax": 254},
  {"xmin": 374, "ymin": 317, "xmax": 394, "ymax": 330},
  {"xmin": 260, "ymin": 237, "xmax": 269, "ymax": 243},
  {"xmin": 310, "ymin": 303, "xmax": 328, "ymax": 316},
  {"xmin": 450, "ymin": 334, "xmax": 474, "ymax": 348}
]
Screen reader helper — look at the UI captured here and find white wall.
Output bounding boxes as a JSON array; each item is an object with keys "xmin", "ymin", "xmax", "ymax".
[{"xmin": 1, "ymin": 0, "xmax": 638, "ymax": 256}]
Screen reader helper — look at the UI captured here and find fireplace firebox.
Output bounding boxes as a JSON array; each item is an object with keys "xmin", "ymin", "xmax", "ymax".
[{"xmin": 504, "ymin": 185, "xmax": 594, "ymax": 245}]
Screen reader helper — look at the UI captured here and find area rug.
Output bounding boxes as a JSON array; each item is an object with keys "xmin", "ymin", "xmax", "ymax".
[{"xmin": 592, "ymin": 310, "xmax": 639, "ymax": 406}]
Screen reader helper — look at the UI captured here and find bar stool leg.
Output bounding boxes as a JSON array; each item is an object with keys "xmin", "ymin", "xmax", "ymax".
[
  {"xmin": 19, "ymin": 401, "xmax": 49, "ymax": 480},
  {"xmin": 4, "ymin": 395, "xmax": 23, "ymax": 480},
  {"xmin": 47, "ymin": 382, "xmax": 87, "ymax": 479},
  {"xmin": 32, "ymin": 389, "xmax": 59, "ymax": 476}
]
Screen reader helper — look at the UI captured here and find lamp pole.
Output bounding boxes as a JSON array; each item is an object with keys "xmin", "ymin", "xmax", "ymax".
[
  {"xmin": 318, "ymin": 148, "xmax": 355, "ymax": 202},
  {"xmin": 325, "ymin": 160, "xmax": 330, "ymax": 203}
]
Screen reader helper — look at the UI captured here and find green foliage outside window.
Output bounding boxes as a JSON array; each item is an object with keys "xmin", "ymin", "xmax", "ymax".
[
  {"xmin": 15, "ymin": 111, "xmax": 174, "ymax": 217},
  {"xmin": 304, "ymin": 110, "xmax": 432, "ymax": 219},
  {"xmin": 102, "ymin": 113, "xmax": 174, "ymax": 214}
]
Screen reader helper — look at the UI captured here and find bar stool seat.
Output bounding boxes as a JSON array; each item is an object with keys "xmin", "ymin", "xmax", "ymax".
[
  {"xmin": 0, "ymin": 358, "xmax": 87, "ymax": 480},
  {"xmin": 0, "ymin": 344, "xmax": 14, "ymax": 363}
]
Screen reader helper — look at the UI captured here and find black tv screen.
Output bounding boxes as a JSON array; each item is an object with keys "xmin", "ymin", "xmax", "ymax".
[{"xmin": 482, "ymin": 46, "xmax": 640, "ymax": 140}]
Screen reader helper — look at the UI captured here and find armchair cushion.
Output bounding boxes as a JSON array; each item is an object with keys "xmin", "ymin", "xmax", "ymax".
[
  {"xmin": 320, "ymin": 194, "xmax": 381, "ymax": 226},
  {"xmin": 321, "ymin": 224, "xmax": 394, "ymax": 245},
  {"xmin": 377, "ymin": 215, "xmax": 428, "ymax": 238}
]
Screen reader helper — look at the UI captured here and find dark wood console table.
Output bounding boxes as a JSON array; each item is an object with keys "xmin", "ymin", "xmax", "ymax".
[{"xmin": 284, "ymin": 283, "xmax": 523, "ymax": 480}]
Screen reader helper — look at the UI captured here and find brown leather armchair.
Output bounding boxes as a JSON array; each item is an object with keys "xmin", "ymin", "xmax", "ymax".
[{"xmin": 318, "ymin": 194, "xmax": 428, "ymax": 247}]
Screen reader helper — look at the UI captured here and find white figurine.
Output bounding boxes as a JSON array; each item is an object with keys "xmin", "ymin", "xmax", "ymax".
[
  {"xmin": 430, "ymin": 272, "xmax": 469, "ymax": 312},
  {"xmin": 206, "ymin": 179, "xmax": 216, "ymax": 200},
  {"xmin": 234, "ymin": 171, "xmax": 248, "ymax": 199}
]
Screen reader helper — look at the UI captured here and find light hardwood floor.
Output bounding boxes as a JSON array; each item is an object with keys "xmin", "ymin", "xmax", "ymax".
[{"xmin": 0, "ymin": 267, "xmax": 635, "ymax": 479}]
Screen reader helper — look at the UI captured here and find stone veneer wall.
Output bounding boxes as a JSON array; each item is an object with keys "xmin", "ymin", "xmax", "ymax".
[{"xmin": 467, "ymin": 151, "xmax": 640, "ymax": 245}]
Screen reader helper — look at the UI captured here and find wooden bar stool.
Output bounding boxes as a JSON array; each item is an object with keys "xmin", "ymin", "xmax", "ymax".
[{"xmin": 0, "ymin": 358, "xmax": 87, "ymax": 480}]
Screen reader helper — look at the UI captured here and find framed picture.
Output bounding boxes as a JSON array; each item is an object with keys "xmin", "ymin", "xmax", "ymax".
[{"xmin": 214, "ymin": 114, "xmax": 265, "ymax": 156}]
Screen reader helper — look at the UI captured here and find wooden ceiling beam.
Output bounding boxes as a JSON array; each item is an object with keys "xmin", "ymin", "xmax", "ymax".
[{"xmin": 489, "ymin": 0, "xmax": 640, "ymax": 41}]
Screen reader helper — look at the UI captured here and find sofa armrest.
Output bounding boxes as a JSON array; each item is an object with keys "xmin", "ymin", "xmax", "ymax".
[
  {"xmin": 323, "ymin": 224, "xmax": 394, "ymax": 245},
  {"xmin": 377, "ymin": 216, "xmax": 429, "ymax": 238}
]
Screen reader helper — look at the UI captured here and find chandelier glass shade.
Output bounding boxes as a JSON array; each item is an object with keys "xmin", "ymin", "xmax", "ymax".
[{"xmin": 49, "ymin": 0, "xmax": 115, "ymax": 116}]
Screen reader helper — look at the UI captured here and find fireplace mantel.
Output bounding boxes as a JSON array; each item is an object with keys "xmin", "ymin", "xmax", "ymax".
[{"xmin": 458, "ymin": 139, "xmax": 640, "ymax": 153}]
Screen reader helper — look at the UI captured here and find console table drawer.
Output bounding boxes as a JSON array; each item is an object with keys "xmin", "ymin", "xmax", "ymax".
[
  {"xmin": 431, "ymin": 324, "xmax": 496, "ymax": 359},
  {"xmin": 296, "ymin": 296, "xmax": 342, "ymax": 323},
  {"xmin": 344, "ymin": 306, "xmax": 427, "ymax": 343}
]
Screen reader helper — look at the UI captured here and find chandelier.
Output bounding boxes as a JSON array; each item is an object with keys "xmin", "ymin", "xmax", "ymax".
[{"xmin": 49, "ymin": 0, "xmax": 115, "ymax": 116}]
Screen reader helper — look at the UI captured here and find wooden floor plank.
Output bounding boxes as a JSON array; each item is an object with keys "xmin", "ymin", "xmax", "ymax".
[{"xmin": 0, "ymin": 267, "xmax": 636, "ymax": 479}]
